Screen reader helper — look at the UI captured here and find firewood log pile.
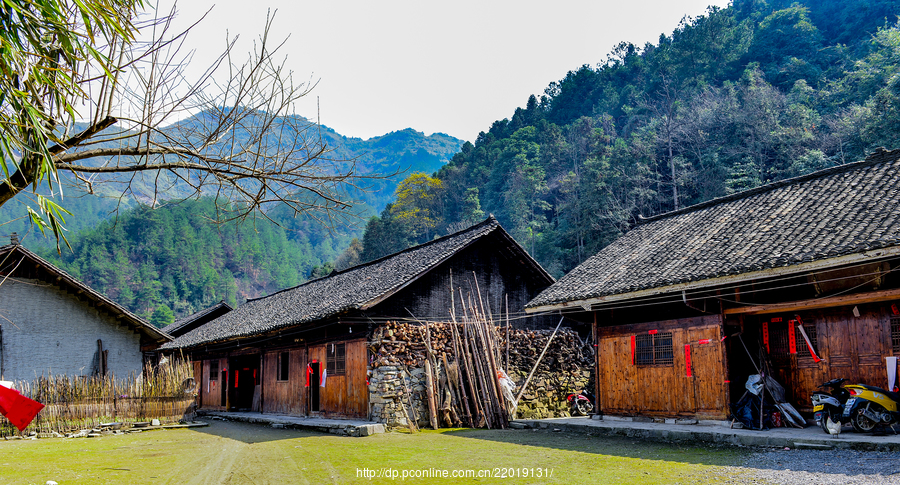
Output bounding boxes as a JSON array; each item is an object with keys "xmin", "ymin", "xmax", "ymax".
[
  {"xmin": 502, "ymin": 327, "xmax": 593, "ymax": 374},
  {"xmin": 368, "ymin": 320, "xmax": 593, "ymax": 428}
]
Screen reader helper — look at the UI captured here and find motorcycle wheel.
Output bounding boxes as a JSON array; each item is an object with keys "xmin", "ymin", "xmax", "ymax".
[
  {"xmin": 574, "ymin": 400, "xmax": 592, "ymax": 416},
  {"xmin": 818, "ymin": 417, "xmax": 829, "ymax": 434},
  {"xmin": 851, "ymin": 405, "xmax": 879, "ymax": 433}
]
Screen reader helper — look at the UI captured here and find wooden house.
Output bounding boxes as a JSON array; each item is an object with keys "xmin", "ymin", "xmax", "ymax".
[
  {"xmin": 526, "ymin": 149, "xmax": 900, "ymax": 420},
  {"xmin": 161, "ymin": 216, "xmax": 554, "ymax": 419},
  {"xmin": 0, "ymin": 240, "xmax": 171, "ymax": 382}
]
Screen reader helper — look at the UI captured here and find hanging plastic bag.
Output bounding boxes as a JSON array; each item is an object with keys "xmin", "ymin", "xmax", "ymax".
[
  {"xmin": 745, "ymin": 375, "xmax": 764, "ymax": 395},
  {"xmin": 497, "ymin": 369, "xmax": 517, "ymax": 418}
]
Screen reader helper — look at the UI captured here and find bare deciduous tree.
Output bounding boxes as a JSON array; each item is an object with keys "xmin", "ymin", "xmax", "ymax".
[{"xmin": 1, "ymin": 1, "xmax": 377, "ymax": 248}]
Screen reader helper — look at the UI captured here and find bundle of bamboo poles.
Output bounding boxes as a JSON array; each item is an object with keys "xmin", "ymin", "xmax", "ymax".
[
  {"xmin": 403, "ymin": 277, "xmax": 511, "ymax": 430},
  {"xmin": 0, "ymin": 358, "xmax": 196, "ymax": 436}
]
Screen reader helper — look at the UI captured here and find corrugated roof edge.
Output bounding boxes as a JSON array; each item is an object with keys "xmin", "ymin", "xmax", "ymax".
[{"xmin": 637, "ymin": 147, "xmax": 900, "ymax": 225}]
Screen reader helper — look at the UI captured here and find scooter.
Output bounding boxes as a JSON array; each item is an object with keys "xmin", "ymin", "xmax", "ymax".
[
  {"xmin": 566, "ymin": 390, "xmax": 595, "ymax": 416},
  {"xmin": 811, "ymin": 378, "xmax": 849, "ymax": 434},
  {"xmin": 842, "ymin": 383, "xmax": 900, "ymax": 433}
]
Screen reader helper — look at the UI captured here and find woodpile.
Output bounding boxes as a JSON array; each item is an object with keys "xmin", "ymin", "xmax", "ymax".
[
  {"xmin": 369, "ymin": 286, "xmax": 594, "ymax": 428},
  {"xmin": 504, "ymin": 328, "xmax": 593, "ymax": 374}
]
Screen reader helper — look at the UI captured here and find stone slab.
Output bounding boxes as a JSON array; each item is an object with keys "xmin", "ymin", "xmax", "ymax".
[
  {"xmin": 794, "ymin": 442, "xmax": 835, "ymax": 450},
  {"xmin": 510, "ymin": 417, "xmax": 900, "ymax": 451},
  {"xmin": 199, "ymin": 411, "xmax": 384, "ymax": 437}
]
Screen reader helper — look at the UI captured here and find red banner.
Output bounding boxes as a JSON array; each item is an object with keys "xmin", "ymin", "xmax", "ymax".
[
  {"xmin": 788, "ymin": 321, "xmax": 797, "ymax": 354},
  {"xmin": 631, "ymin": 335, "xmax": 636, "ymax": 365},
  {"xmin": 685, "ymin": 344, "xmax": 693, "ymax": 377},
  {"xmin": 762, "ymin": 321, "xmax": 770, "ymax": 353},
  {"xmin": 648, "ymin": 329, "xmax": 658, "ymax": 335},
  {"xmin": 699, "ymin": 339, "xmax": 710, "ymax": 345}
]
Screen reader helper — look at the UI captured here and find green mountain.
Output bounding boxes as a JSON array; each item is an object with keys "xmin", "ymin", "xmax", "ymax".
[
  {"xmin": 356, "ymin": 0, "xmax": 900, "ymax": 277},
  {"xmin": 1, "ymin": 117, "xmax": 461, "ymax": 323}
]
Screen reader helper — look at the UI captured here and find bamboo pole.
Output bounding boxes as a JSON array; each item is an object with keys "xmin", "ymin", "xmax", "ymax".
[
  {"xmin": 514, "ymin": 317, "xmax": 564, "ymax": 406},
  {"xmin": 449, "ymin": 321, "xmax": 474, "ymax": 427},
  {"xmin": 424, "ymin": 359, "xmax": 439, "ymax": 429},
  {"xmin": 505, "ymin": 294, "xmax": 510, "ymax": 371}
]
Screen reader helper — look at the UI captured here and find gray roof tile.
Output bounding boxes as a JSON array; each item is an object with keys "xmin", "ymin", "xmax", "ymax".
[
  {"xmin": 527, "ymin": 149, "xmax": 900, "ymax": 309},
  {"xmin": 163, "ymin": 216, "xmax": 543, "ymax": 349}
]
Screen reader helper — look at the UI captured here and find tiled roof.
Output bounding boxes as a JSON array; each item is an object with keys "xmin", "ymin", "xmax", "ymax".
[
  {"xmin": 527, "ymin": 149, "xmax": 900, "ymax": 310},
  {"xmin": 163, "ymin": 216, "xmax": 548, "ymax": 349},
  {"xmin": 0, "ymin": 244, "xmax": 170, "ymax": 343}
]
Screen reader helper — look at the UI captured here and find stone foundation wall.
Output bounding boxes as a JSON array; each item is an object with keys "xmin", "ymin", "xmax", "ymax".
[
  {"xmin": 367, "ymin": 365, "xmax": 429, "ymax": 428},
  {"xmin": 368, "ymin": 322, "xmax": 593, "ymax": 428}
]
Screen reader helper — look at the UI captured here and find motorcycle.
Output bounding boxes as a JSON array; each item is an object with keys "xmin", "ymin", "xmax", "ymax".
[
  {"xmin": 566, "ymin": 390, "xmax": 595, "ymax": 416},
  {"xmin": 842, "ymin": 383, "xmax": 900, "ymax": 433},
  {"xmin": 811, "ymin": 378, "xmax": 849, "ymax": 434}
]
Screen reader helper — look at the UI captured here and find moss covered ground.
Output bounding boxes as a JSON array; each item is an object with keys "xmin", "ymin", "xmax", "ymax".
[{"xmin": 0, "ymin": 420, "xmax": 750, "ymax": 484}]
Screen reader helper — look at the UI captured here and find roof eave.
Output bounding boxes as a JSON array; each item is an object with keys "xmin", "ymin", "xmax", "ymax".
[
  {"xmin": 526, "ymin": 245, "xmax": 900, "ymax": 313},
  {"xmin": 1, "ymin": 245, "xmax": 171, "ymax": 343}
]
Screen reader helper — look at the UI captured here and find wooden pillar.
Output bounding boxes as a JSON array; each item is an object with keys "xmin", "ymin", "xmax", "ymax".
[
  {"xmin": 258, "ymin": 353, "xmax": 265, "ymax": 414},
  {"xmin": 593, "ymin": 310, "xmax": 600, "ymax": 414}
]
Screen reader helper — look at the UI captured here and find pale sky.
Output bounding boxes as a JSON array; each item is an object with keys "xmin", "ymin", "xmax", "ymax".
[{"xmin": 151, "ymin": 0, "xmax": 730, "ymax": 142}]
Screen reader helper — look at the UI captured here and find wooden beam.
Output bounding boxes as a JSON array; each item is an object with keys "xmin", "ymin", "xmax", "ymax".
[
  {"xmin": 526, "ymin": 246, "xmax": 900, "ymax": 314},
  {"xmin": 723, "ymin": 287, "xmax": 900, "ymax": 316}
]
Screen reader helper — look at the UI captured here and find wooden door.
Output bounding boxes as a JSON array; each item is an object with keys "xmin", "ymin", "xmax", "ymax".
[
  {"xmin": 262, "ymin": 347, "xmax": 307, "ymax": 415},
  {"xmin": 687, "ymin": 326, "xmax": 728, "ymax": 417}
]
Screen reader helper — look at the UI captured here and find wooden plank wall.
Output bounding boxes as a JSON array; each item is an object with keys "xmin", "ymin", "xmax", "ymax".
[
  {"xmin": 766, "ymin": 303, "xmax": 896, "ymax": 410},
  {"xmin": 261, "ymin": 348, "xmax": 307, "ymax": 415},
  {"xmin": 199, "ymin": 357, "xmax": 226, "ymax": 410},
  {"xmin": 307, "ymin": 339, "xmax": 368, "ymax": 418},
  {"xmin": 596, "ymin": 315, "xmax": 728, "ymax": 419}
]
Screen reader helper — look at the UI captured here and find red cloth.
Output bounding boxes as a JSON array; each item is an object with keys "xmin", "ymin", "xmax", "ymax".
[
  {"xmin": 0, "ymin": 384, "xmax": 44, "ymax": 432},
  {"xmin": 684, "ymin": 344, "xmax": 692, "ymax": 377},
  {"xmin": 630, "ymin": 336, "xmax": 636, "ymax": 365},
  {"xmin": 797, "ymin": 325, "xmax": 822, "ymax": 363},
  {"xmin": 788, "ymin": 321, "xmax": 797, "ymax": 354}
]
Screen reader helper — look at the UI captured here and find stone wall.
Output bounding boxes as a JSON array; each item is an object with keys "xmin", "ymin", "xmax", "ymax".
[
  {"xmin": 367, "ymin": 322, "xmax": 593, "ymax": 428},
  {"xmin": 367, "ymin": 365, "xmax": 428, "ymax": 428}
]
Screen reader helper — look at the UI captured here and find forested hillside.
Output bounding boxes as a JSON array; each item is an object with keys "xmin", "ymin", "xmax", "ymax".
[
  {"xmin": 0, "ymin": 120, "xmax": 461, "ymax": 246},
  {"xmin": 356, "ymin": 0, "xmax": 900, "ymax": 277},
  {"xmin": 2, "ymin": 121, "xmax": 460, "ymax": 325},
  {"xmin": 35, "ymin": 198, "xmax": 348, "ymax": 323}
]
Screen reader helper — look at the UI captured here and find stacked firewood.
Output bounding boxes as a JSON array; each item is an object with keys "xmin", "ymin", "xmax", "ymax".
[
  {"xmin": 369, "ymin": 321, "xmax": 455, "ymax": 368},
  {"xmin": 502, "ymin": 328, "xmax": 593, "ymax": 374},
  {"xmin": 370, "ymin": 293, "xmax": 515, "ymax": 428}
]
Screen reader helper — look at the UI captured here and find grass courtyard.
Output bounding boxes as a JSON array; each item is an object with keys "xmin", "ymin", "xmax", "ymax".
[{"xmin": 0, "ymin": 420, "xmax": 749, "ymax": 484}]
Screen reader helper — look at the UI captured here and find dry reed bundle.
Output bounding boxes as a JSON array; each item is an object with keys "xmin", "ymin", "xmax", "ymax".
[{"xmin": 0, "ymin": 358, "xmax": 196, "ymax": 437}]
